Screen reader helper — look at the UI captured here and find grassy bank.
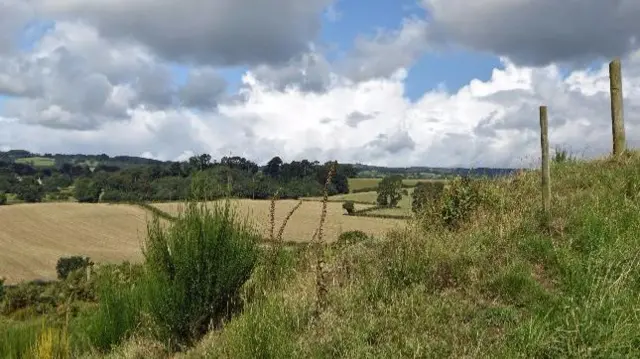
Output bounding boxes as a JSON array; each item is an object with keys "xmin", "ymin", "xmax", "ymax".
[
  {"xmin": 183, "ymin": 152, "xmax": 640, "ymax": 358},
  {"xmin": 3, "ymin": 153, "xmax": 640, "ymax": 357}
]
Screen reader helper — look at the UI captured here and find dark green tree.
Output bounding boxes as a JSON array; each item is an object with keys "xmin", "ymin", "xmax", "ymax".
[
  {"xmin": 376, "ymin": 175, "xmax": 403, "ymax": 207},
  {"xmin": 74, "ymin": 178, "xmax": 102, "ymax": 203},
  {"xmin": 15, "ymin": 177, "xmax": 44, "ymax": 203},
  {"xmin": 264, "ymin": 156, "xmax": 283, "ymax": 178}
]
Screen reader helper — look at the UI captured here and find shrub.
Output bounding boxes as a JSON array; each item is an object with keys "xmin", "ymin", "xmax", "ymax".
[
  {"xmin": 82, "ymin": 269, "xmax": 143, "ymax": 352},
  {"xmin": 440, "ymin": 176, "xmax": 482, "ymax": 230},
  {"xmin": 1, "ymin": 281, "xmax": 55, "ymax": 315},
  {"xmin": 141, "ymin": 200, "xmax": 260, "ymax": 348},
  {"xmin": 0, "ymin": 192, "xmax": 6, "ymax": 205},
  {"xmin": 336, "ymin": 230, "xmax": 369, "ymax": 246},
  {"xmin": 56, "ymin": 256, "xmax": 92, "ymax": 280},
  {"xmin": 0, "ymin": 277, "xmax": 4, "ymax": 301},
  {"xmin": 342, "ymin": 200, "xmax": 355, "ymax": 215},
  {"xmin": 411, "ymin": 181, "xmax": 445, "ymax": 214}
]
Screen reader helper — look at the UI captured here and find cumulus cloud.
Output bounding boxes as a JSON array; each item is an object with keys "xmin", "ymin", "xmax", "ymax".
[
  {"xmin": 2, "ymin": 1, "xmax": 640, "ymax": 168},
  {"xmin": 250, "ymin": 17, "xmax": 429, "ymax": 92},
  {"xmin": 423, "ymin": 0, "xmax": 640, "ymax": 66},
  {"xmin": 36, "ymin": 0, "xmax": 334, "ymax": 66},
  {"xmin": 0, "ymin": 21, "xmax": 227, "ymax": 129},
  {"xmin": 341, "ymin": 17, "xmax": 428, "ymax": 81}
]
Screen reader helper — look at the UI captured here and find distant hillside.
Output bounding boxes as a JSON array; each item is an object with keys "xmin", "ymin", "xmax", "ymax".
[
  {"xmin": 0, "ymin": 149, "xmax": 520, "ymax": 178},
  {"xmin": 351, "ymin": 163, "xmax": 520, "ymax": 179},
  {"xmin": 0, "ymin": 150, "xmax": 168, "ymax": 169}
]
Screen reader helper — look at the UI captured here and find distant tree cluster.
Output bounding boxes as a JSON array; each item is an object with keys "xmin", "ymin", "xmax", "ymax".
[{"xmin": 0, "ymin": 153, "xmax": 354, "ymax": 204}]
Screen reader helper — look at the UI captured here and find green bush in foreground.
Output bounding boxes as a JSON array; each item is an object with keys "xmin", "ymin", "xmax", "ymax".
[{"xmin": 142, "ymin": 200, "xmax": 260, "ymax": 349}]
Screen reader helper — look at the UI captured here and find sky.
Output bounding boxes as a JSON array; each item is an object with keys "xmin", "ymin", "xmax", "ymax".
[{"xmin": 1, "ymin": 1, "xmax": 640, "ymax": 168}]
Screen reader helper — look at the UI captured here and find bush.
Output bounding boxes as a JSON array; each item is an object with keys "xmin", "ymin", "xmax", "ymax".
[
  {"xmin": 0, "ymin": 277, "xmax": 4, "ymax": 301},
  {"xmin": 141, "ymin": 200, "xmax": 260, "ymax": 348},
  {"xmin": 0, "ymin": 192, "xmax": 6, "ymax": 205},
  {"xmin": 336, "ymin": 230, "xmax": 369, "ymax": 246},
  {"xmin": 56, "ymin": 256, "xmax": 92, "ymax": 280},
  {"xmin": 440, "ymin": 176, "xmax": 482, "ymax": 230},
  {"xmin": 411, "ymin": 181, "xmax": 445, "ymax": 214},
  {"xmin": 1, "ymin": 281, "xmax": 55, "ymax": 315},
  {"xmin": 342, "ymin": 200, "xmax": 355, "ymax": 215}
]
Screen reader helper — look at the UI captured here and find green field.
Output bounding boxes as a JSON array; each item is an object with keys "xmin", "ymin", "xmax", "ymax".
[
  {"xmin": 15, "ymin": 157, "xmax": 55, "ymax": 167},
  {"xmin": 308, "ymin": 187, "xmax": 415, "ymax": 217},
  {"xmin": 348, "ymin": 177, "xmax": 444, "ymax": 191}
]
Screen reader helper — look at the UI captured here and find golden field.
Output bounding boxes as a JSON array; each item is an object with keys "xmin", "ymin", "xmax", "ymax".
[
  {"xmin": 0, "ymin": 200, "xmax": 406, "ymax": 284},
  {"xmin": 152, "ymin": 199, "xmax": 406, "ymax": 242},
  {"xmin": 0, "ymin": 203, "xmax": 152, "ymax": 284}
]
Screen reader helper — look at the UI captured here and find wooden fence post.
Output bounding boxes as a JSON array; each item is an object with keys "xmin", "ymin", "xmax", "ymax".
[
  {"xmin": 539, "ymin": 106, "xmax": 551, "ymax": 218},
  {"xmin": 609, "ymin": 58, "xmax": 626, "ymax": 156}
]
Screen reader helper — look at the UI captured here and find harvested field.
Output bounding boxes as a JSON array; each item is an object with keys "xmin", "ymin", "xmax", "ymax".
[
  {"xmin": 0, "ymin": 203, "xmax": 153, "ymax": 284},
  {"xmin": 152, "ymin": 199, "xmax": 406, "ymax": 242}
]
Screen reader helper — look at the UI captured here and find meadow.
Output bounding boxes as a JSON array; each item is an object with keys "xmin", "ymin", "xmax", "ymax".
[{"xmin": 14, "ymin": 157, "xmax": 56, "ymax": 167}]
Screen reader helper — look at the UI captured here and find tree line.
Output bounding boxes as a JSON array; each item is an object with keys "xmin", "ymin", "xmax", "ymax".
[{"xmin": 0, "ymin": 154, "xmax": 356, "ymax": 204}]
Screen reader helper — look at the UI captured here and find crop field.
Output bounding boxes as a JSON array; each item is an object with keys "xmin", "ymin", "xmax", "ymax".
[
  {"xmin": 152, "ymin": 199, "xmax": 406, "ymax": 243},
  {"xmin": 0, "ymin": 203, "xmax": 153, "ymax": 284},
  {"xmin": 348, "ymin": 177, "xmax": 444, "ymax": 191},
  {"xmin": 307, "ymin": 188, "xmax": 415, "ymax": 217},
  {"xmin": 14, "ymin": 156, "xmax": 55, "ymax": 167}
]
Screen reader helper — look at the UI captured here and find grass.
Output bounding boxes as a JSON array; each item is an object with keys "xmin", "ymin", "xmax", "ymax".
[
  {"xmin": 4, "ymin": 152, "xmax": 640, "ymax": 357},
  {"xmin": 15, "ymin": 157, "xmax": 55, "ymax": 167},
  {"xmin": 180, "ymin": 151, "xmax": 640, "ymax": 358}
]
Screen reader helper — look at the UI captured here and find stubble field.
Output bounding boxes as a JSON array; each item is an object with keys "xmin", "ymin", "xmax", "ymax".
[
  {"xmin": 0, "ymin": 200, "xmax": 406, "ymax": 284},
  {"xmin": 152, "ymin": 199, "xmax": 405, "ymax": 242},
  {"xmin": 0, "ymin": 203, "xmax": 151, "ymax": 284}
]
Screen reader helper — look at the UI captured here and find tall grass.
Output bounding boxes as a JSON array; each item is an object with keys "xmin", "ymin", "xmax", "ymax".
[{"xmin": 182, "ymin": 152, "xmax": 640, "ymax": 358}]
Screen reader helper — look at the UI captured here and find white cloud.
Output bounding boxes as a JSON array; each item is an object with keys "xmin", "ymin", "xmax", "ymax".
[
  {"xmin": 3, "ymin": 52, "xmax": 640, "ymax": 168},
  {"xmin": 2, "ymin": 2, "xmax": 640, "ymax": 168}
]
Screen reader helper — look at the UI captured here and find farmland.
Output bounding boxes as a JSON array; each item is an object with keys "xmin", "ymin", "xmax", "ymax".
[
  {"xmin": 0, "ymin": 199, "xmax": 404, "ymax": 284},
  {"xmin": 153, "ymin": 199, "xmax": 404, "ymax": 242},
  {"xmin": 14, "ymin": 156, "xmax": 55, "ymax": 167},
  {"xmin": 348, "ymin": 177, "xmax": 442, "ymax": 191},
  {"xmin": 0, "ymin": 203, "xmax": 151, "ymax": 284},
  {"xmin": 307, "ymin": 187, "xmax": 416, "ymax": 217}
]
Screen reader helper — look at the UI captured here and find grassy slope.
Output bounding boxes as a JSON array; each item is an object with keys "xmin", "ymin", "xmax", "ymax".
[{"xmin": 182, "ymin": 153, "xmax": 640, "ymax": 358}]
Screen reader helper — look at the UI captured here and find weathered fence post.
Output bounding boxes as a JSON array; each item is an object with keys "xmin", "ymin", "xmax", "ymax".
[
  {"xmin": 539, "ymin": 106, "xmax": 551, "ymax": 218},
  {"xmin": 609, "ymin": 58, "xmax": 626, "ymax": 156}
]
